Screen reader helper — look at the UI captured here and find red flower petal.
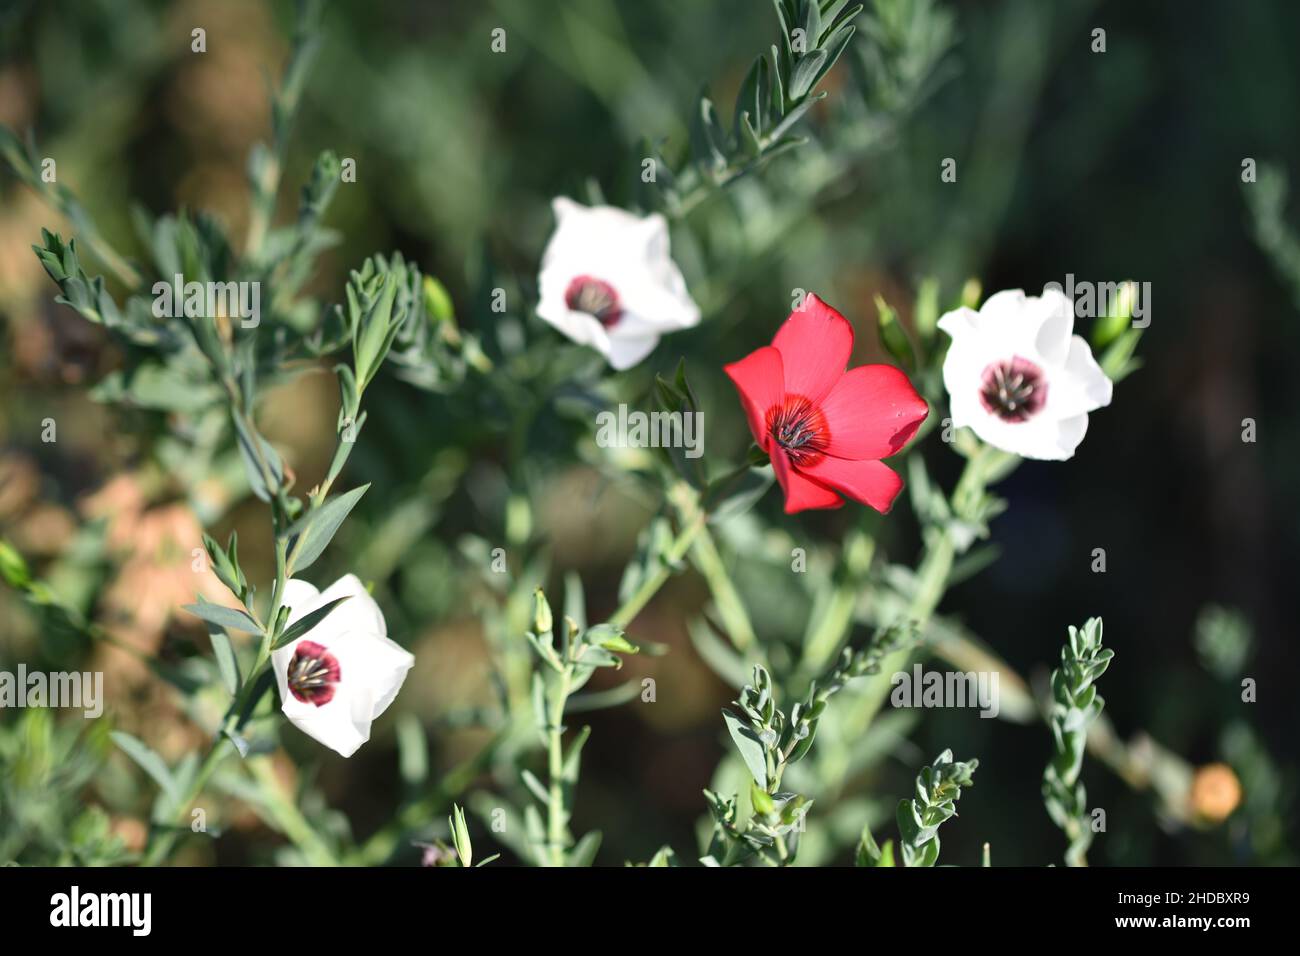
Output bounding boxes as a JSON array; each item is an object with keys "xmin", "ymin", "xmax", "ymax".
[
  {"xmin": 819, "ymin": 364, "xmax": 929, "ymax": 460},
  {"xmin": 772, "ymin": 294, "xmax": 853, "ymax": 405},
  {"xmin": 796, "ymin": 456, "xmax": 904, "ymax": 514},
  {"xmin": 772, "ymin": 446, "xmax": 844, "ymax": 514},
  {"xmin": 724, "ymin": 345, "xmax": 785, "ymax": 450}
]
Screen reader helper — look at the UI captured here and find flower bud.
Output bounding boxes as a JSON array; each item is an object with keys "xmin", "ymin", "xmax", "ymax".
[
  {"xmin": 597, "ymin": 632, "xmax": 638, "ymax": 655},
  {"xmin": 874, "ymin": 293, "xmax": 915, "ymax": 369},
  {"xmin": 1092, "ymin": 280, "xmax": 1135, "ymax": 348},
  {"xmin": 532, "ymin": 588, "xmax": 553, "ymax": 636},
  {"xmin": 449, "ymin": 804, "xmax": 472, "ymax": 867},
  {"xmin": 422, "ymin": 276, "xmax": 455, "ymax": 325},
  {"xmin": 0, "ymin": 538, "xmax": 31, "ymax": 588}
]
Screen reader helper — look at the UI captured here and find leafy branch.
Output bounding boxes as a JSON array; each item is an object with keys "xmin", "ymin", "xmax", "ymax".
[
  {"xmin": 522, "ymin": 588, "xmax": 640, "ymax": 866},
  {"xmin": 705, "ymin": 623, "xmax": 915, "ymax": 866},
  {"xmin": 136, "ymin": 259, "xmax": 399, "ymax": 865},
  {"xmin": 857, "ymin": 748, "xmax": 978, "ymax": 867},
  {"xmin": 313, "ymin": 252, "xmax": 490, "ymax": 393},
  {"xmin": 1043, "ymin": 617, "xmax": 1112, "ymax": 867},
  {"xmin": 244, "ymin": 0, "xmax": 324, "ymax": 261},
  {"xmin": 0, "ymin": 127, "xmax": 142, "ymax": 288},
  {"xmin": 653, "ymin": 0, "xmax": 864, "ymax": 218}
]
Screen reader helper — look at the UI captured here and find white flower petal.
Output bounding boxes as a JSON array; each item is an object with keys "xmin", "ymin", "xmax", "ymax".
[
  {"xmin": 1049, "ymin": 334, "xmax": 1113, "ymax": 417},
  {"xmin": 308, "ymin": 573, "xmax": 386, "ymax": 638},
  {"xmin": 963, "ymin": 409, "xmax": 1062, "ymax": 461},
  {"xmin": 936, "ymin": 305, "xmax": 980, "ymax": 339},
  {"xmin": 1029, "ymin": 288, "xmax": 1075, "ymax": 366},
  {"xmin": 606, "ymin": 333, "xmax": 661, "ymax": 370},
  {"xmin": 287, "ymin": 682, "xmax": 376, "ymax": 758},
  {"xmin": 551, "ymin": 195, "xmax": 582, "ymax": 225},
  {"xmin": 364, "ymin": 635, "xmax": 416, "ymax": 718},
  {"xmin": 975, "ymin": 289, "xmax": 1027, "ymax": 324},
  {"xmin": 1049, "ymin": 413, "xmax": 1091, "ymax": 460},
  {"xmin": 619, "ymin": 269, "xmax": 700, "ymax": 330}
]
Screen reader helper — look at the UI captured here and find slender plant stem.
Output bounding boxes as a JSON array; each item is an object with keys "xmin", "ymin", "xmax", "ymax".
[
  {"xmin": 849, "ymin": 449, "xmax": 996, "ymax": 731},
  {"xmin": 246, "ymin": 756, "xmax": 339, "ymax": 866},
  {"xmin": 544, "ymin": 669, "xmax": 573, "ymax": 866},
  {"xmin": 800, "ymin": 532, "xmax": 876, "ymax": 681},
  {"xmin": 139, "ymin": 642, "xmax": 275, "ymax": 866},
  {"xmin": 349, "ymin": 731, "xmax": 505, "ymax": 866},
  {"xmin": 607, "ymin": 484, "xmax": 707, "ymax": 630},
  {"xmin": 139, "ymin": 736, "xmax": 233, "ymax": 866},
  {"xmin": 688, "ymin": 525, "xmax": 756, "ymax": 652}
]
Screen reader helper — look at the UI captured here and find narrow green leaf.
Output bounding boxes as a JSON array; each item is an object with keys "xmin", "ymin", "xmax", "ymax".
[
  {"xmin": 521, "ymin": 769, "xmax": 550, "ymax": 806},
  {"xmin": 284, "ymin": 483, "xmax": 370, "ymax": 572},
  {"xmin": 111, "ymin": 731, "xmax": 177, "ymax": 805},
  {"xmin": 723, "ymin": 710, "xmax": 769, "ymax": 787},
  {"xmin": 788, "ymin": 49, "xmax": 829, "ymax": 100},
  {"xmin": 208, "ymin": 625, "xmax": 242, "ymax": 696},
  {"xmin": 232, "ymin": 416, "xmax": 283, "ymax": 503},
  {"xmin": 562, "ymin": 725, "xmax": 592, "ymax": 783},
  {"xmin": 184, "ymin": 598, "xmax": 259, "ymax": 634},
  {"xmin": 396, "ymin": 713, "xmax": 428, "ymax": 787},
  {"xmin": 271, "ymin": 595, "xmax": 350, "ymax": 649},
  {"xmin": 568, "ymin": 830, "xmax": 602, "ymax": 867}
]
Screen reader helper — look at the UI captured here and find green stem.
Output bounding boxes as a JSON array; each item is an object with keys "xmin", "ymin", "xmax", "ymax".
[
  {"xmin": 139, "ymin": 645, "xmax": 274, "ymax": 866},
  {"xmin": 139, "ymin": 736, "xmax": 233, "ymax": 866},
  {"xmin": 349, "ymin": 731, "xmax": 504, "ymax": 866},
  {"xmin": 849, "ymin": 450, "xmax": 995, "ymax": 732},
  {"xmin": 544, "ymin": 668, "xmax": 573, "ymax": 867},
  {"xmin": 607, "ymin": 484, "xmax": 707, "ymax": 630},
  {"xmin": 688, "ymin": 525, "xmax": 756, "ymax": 652},
  {"xmin": 799, "ymin": 531, "xmax": 876, "ymax": 681},
  {"xmin": 244, "ymin": 154, "xmax": 280, "ymax": 260},
  {"xmin": 246, "ymin": 756, "xmax": 339, "ymax": 866}
]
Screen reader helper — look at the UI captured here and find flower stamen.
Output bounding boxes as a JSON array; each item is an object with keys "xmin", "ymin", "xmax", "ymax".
[
  {"xmin": 287, "ymin": 640, "xmax": 341, "ymax": 707},
  {"xmin": 766, "ymin": 395, "xmax": 829, "ymax": 466},
  {"xmin": 565, "ymin": 275, "xmax": 623, "ymax": 327},
  {"xmin": 979, "ymin": 357, "xmax": 1048, "ymax": 422}
]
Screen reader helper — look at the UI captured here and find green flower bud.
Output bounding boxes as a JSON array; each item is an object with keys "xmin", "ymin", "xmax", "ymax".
[
  {"xmin": 0, "ymin": 538, "xmax": 31, "ymax": 588},
  {"xmin": 598, "ymin": 632, "xmax": 639, "ymax": 655},
  {"xmin": 422, "ymin": 276, "xmax": 455, "ymax": 325},
  {"xmin": 875, "ymin": 293, "xmax": 915, "ymax": 369},
  {"xmin": 533, "ymin": 588, "xmax": 553, "ymax": 636}
]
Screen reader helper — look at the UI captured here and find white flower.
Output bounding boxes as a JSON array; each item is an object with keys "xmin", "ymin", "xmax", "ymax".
[
  {"xmin": 536, "ymin": 197, "xmax": 700, "ymax": 370},
  {"xmin": 938, "ymin": 288, "xmax": 1113, "ymax": 461},
  {"xmin": 270, "ymin": 574, "xmax": 414, "ymax": 758}
]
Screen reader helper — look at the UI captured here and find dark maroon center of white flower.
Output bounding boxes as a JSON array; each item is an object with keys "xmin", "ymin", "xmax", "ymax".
[
  {"xmin": 287, "ymin": 640, "xmax": 340, "ymax": 707},
  {"xmin": 565, "ymin": 275, "xmax": 623, "ymax": 327},
  {"xmin": 766, "ymin": 395, "xmax": 829, "ymax": 466},
  {"xmin": 979, "ymin": 357, "xmax": 1048, "ymax": 423}
]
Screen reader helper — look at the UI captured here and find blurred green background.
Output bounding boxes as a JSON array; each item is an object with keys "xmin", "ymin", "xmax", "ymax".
[{"xmin": 0, "ymin": 0, "xmax": 1296, "ymax": 865}]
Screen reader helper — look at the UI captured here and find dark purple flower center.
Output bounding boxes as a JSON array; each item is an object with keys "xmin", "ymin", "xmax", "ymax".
[
  {"xmin": 565, "ymin": 275, "xmax": 622, "ymax": 327},
  {"xmin": 979, "ymin": 357, "xmax": 1048, "ymax": 422},
  {"xmin": 766, "ymin": 395, "xmax": 829, "ymax": 466},
  {"xmin": 287, "ymin": 640, "xmax": 340, "ymax": 707}
]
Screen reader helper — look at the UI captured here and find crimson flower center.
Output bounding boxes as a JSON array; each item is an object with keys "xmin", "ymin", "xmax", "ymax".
[
  {"xmin": 979, "ymin": 357, "xmax": 1048, "ymax": 423},
  {"xmin": 766, "ymin": 395, "xmax": 829, "ymax": 467},
  {"xmin": 287, "ymin": 640, "xmax": 340, "ymax": 707},
  {"xmin": 565, "ymin": 275, "xmax": 623, "ymax": 327}
]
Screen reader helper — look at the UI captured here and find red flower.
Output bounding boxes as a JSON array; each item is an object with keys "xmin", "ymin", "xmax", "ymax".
[{"xmin": 725, "ymin": 294, "xmax": 928, "ymax": 514}]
